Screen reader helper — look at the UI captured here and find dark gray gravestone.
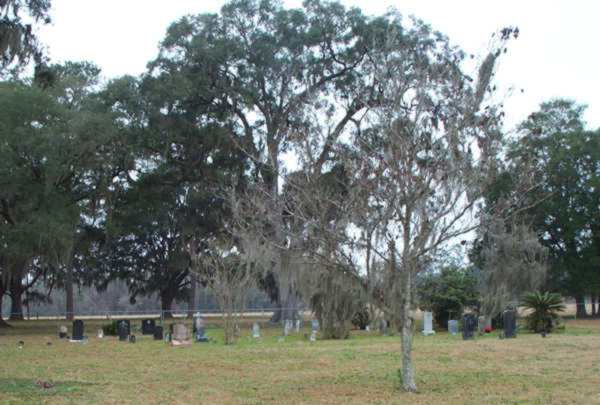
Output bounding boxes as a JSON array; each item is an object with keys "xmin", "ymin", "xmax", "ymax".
[
  {"xmin": 462, "ymin": 314, "xmax": 477, "ymax": 340},
  {"xmin": 503, "ymin": 309, "xmax": 517, "ymax": 338},
  {"xmin": 153, "ymin": 326, "xmax": 164, "ymax": 340},
  {"xmin": 141, "ymin": 319, "xmax": 156, "ymax": 335},
  {"xmin": 117, "ymin": 320, "xmax": 130, "ymax": 341},
  {"xmin": 72, "ymin": 320, "xmax": 84, "ymax": 341}
]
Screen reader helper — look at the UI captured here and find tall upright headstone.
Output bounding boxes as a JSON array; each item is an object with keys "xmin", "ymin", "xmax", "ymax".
[
  {"xmin": 193, "ymin": 313, "xmax": 209, "ymax": 342},
  {"xmin": 117, "ymin": 320, "xmax": 130, "ymax": 341},
  {"xmin": 141, "ymin": 319, "xmax": 156, "ymax": 335},
  {"xmin": 448, "ymin": 320, "xmax": 459, "ymax": 335},
  {"xmin": 153, "ymin": 326, "xmax": 164, "ymax": 340},
  {"xmin": 378, "ymin": 319, "xmax": 387, "ymax": 335},
  {"xmin": 252, "ymin": 322, "xmax": 260, "ymax": 339},
  {"xmin": 310, "ymin": 319, "xmax": 319, "ymax": 342},
  {"xmin": 422, "ymin": 311, "xmax": 436, "ymax": 336},
  {"xmin": 72, "ymin": 320, "xmax": 84, "ymax": 341},
  {"xmin": 283, "ymin": 319, "xmax": 293, "ymax": 336},
  {"xmin": 462, "ymin": 313, "xmax": 476, "ymax": 340},
  {"xmin": 503, "ymin": 309, "xmax": 517, "ymax": 338}
]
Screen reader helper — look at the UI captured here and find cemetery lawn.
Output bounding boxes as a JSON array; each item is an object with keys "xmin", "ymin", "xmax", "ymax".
[{"xmin": 2, "ymin": 319, "xmax": 600, "ymax": 404}]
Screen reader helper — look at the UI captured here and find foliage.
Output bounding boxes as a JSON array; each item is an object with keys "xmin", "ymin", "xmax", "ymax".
[
  {"xmin": 417, "ymin": 266, "xmax": 480, "ymax": 329},
  {"xmin": 508, "ymin": 100, "xmax": 600, "ymax": 316},
  {"xmin": 474, "ymin": 219, "xmax": 547, "ymax": 319},
  {"xmin": 351, "ymin": 305, "xmax": 370, "ymax": 330},
  {"xmin": 101, "ymin": 321, "xmax": 119, "ymax": 336},
  {"xmin": 521, "ymin": 291, "xmax": 566, "ymax": 333},
  {"xmin": 0, "ymin": 0, "xmax": 51, "ymax": 72}
]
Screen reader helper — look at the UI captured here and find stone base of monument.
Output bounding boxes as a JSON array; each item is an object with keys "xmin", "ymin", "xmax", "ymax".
[
  {"xmin": 68, "ymin": 337, "xmax": 88, "ymax": 343},
  {"xmin": 422, "ymin": 330, "xmax": 436, "ymax": 336},
  {"xmin": 170, "ymin": 339, "xmax": 192, "ymax": 347}
]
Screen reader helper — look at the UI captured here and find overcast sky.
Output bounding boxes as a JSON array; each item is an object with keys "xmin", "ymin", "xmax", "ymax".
[{"xmin": 39, "ymin": 1, "xmax": 600, "ymax": 131}]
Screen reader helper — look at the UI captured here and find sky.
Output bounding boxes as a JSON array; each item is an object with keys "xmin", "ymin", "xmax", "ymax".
[{"xmin": 39, "ymin": 0, "xmax": 600, "ymax": 131}]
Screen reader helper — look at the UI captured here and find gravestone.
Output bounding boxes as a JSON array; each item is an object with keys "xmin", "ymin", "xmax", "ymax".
[
  {"xmin": 422, "ymin": 311, "xmax": 436, "ymax": 336},
  {"xmin": 193, "ymin": 313, "xmax": 209, "ymax": 342},
  {"xmin": 97, "ymin": 329, "xmax": 104, "ymax": 339},
  {"xmin": 58, "ymin": 325, "xmax": 68, "ymax": 339},
  {"xmin": 448, "ymin": 320, "xmax": 459, "ymax": 335},
  {"xmin": 478, "ymin": 315, "xmax": 486, "ymax": 334},
  {"xmin": 129, "ymin": 334, "xmax": 136, "ymax": 343},
  {"xmin": 378, "ymin": 319, "xmax": 387, "ymax": 335},
  {"xmin": 310, "ymin": 318, "xmax": 319, "ymax": 341},
  {"xmin": 295, "ymin": 319, "xmax": 301, "ymax": 333},
  {"xmin": 117, "ymin": 320, "xmax": 130, "ymax": 341},
  {"xmin": 153, "ymin": 326, "xmax": 164, "ymax": 340},
  {"xmin": 72, "ymin": 320, "xmax": 84, "ymax": 341},
  {"xmin": 283, "ymin": 319, "xmax": 293, "ymax": 336},
  {"xmin": 462, "ymin": 313, "xmax": 477, "ymax": 340},
  {"xmin": 171, "ymin": 323, "xmax": 191, "ymax": 346},
  {"xmin": 141, "ymin": 319, "xmax": 156, "ymax": 335},
  {"xmin": 503, "ymin": 309, "xmax": 517, "ymax": 338},
  {"xmin": 252, "ymin": 322, "xmax": 260, "ymax": 339}
]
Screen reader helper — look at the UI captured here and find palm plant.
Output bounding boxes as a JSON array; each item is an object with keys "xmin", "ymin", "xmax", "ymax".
[{"xmin": 521, "ymin": 291, "xmax": 565, "ymax": 333}]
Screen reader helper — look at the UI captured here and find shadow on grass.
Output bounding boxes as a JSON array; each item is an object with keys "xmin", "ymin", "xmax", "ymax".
[{"xmin": 0, "ymin": 378, "xmax": 96, "ymax": 400}]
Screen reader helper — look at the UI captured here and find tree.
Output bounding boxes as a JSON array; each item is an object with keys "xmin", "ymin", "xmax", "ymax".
[
  {"xmin": 100, "ymin": 178, "xmax": 193, "ymax": 318},
  {"xmin": 0, "ymin": 62, "xmax": 127, "ymax": 321},
  {"xmin": 417, "ymin": 266, "xmax": 480, "ymax": 329},
  {"xmin": 284, "ymin": 22, "xmax": 518, "ymax": 391},
  {"xmin": 475, "ymin": 218, "xmax": 547, "ymax": 321},
  {"xmin": 0, "ymin": 0, "xmax": 51, "ymax": 73},
  {"xmin": 509, "ymin": 100, "xmax": 600, "ymax": 317},
  {"xmin": 152, "ymin": 0, "xmax": 394, "ymax": 318}
]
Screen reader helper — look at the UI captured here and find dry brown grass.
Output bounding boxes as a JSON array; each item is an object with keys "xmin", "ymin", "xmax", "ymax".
[{"xmin": 1, "ymin": 319, "xmax": 599, "ymax": 404}]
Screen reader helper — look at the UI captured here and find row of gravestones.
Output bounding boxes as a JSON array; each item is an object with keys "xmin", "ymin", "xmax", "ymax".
[
  {"xmin": 421, "ymin": 310, "xmax": 518, "ymax": 340},
  {"xmin": 279, "ymin": 319, "xmax": 319, "ymax": 341}
]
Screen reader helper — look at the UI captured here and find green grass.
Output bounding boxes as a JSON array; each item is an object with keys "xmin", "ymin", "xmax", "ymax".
[{"xmin": 1, "ymin": 319, "xmax": 599, "ymax": 404}]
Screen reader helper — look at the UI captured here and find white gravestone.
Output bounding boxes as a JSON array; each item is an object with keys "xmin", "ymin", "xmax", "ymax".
[
  {"xmin": 422, "ymin": 311, "xmax": 436, "ymax": 336},
  {"xmin": 310, "ymin": 319, "xmax": 319, "ymax": 341},
  {"xmin": 252, "ymin": 322, "xmax": 260, "ymax": 339},
  {"xmin": 283, "ymin": 319, "xmax": 293, "ymax": 336}
]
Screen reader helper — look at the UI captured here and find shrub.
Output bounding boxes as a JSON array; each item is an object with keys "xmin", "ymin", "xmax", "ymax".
[
  {"xmin": 417, "ymin": 266, "xmax": 480, "ymax": 329},
  {"xmin": 521, "ymin": 291, "xmax": 565, "ymax": 333},
  {"xmin": 351, "ymin": 306, "xmax": 370, "ymax": 330},
  {"xmin": 102, "ymin": 321, "xmax": 119, "ymax": 336}
]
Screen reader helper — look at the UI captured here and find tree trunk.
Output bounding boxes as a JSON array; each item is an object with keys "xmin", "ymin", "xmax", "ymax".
[
  {"xmin": 161, "ymin": 291, "xmax": 175, "ymax": 319},
  {"xmin": 187, "ymin": 275, "xmax": 197, "ymax": 319},
  {"xmin": 9, "ymin": 278, "xmax": 23, "ymax": 321},
  {"xmin": 0, "ymin": 287, "xmax": 10, "ymax": 328},
  {"xmin": 65, "ymin": 266, "xmax": 74, "ymax": 320},
  {"xmin": 575, "ymin": 295, "xmax": 588, "ymax": 318},
  {"xmin": 400, "ymin": 267, "xmax": 417, "ymax": 392}
]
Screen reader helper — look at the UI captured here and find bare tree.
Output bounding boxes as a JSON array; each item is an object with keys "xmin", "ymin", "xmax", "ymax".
[
  {"xmin": 189, "ymin": 189, "xmax": 273, "ymax": 344},
  {"xmin": 476, "ymin": 217, "xmax": 547, "ymax": 319},
  {"xmin": 282, "ymin": 21, "xmax": 519, "ymax": 391}
]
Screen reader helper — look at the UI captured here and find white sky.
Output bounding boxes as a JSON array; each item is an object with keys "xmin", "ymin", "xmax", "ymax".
[{"xmin": 39, "ymin": 0, "xmax": 600, "ymax": 131}]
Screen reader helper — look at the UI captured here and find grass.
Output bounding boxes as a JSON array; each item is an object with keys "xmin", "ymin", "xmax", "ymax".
[{"xmin": 1, "ymin": 319, "xmax": 600, "ymax": 404}]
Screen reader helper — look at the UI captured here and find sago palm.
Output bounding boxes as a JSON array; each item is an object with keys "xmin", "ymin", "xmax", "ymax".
[{"xmin": 521, "ymin": 291, "xmax": 565, "ymax": 333}]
